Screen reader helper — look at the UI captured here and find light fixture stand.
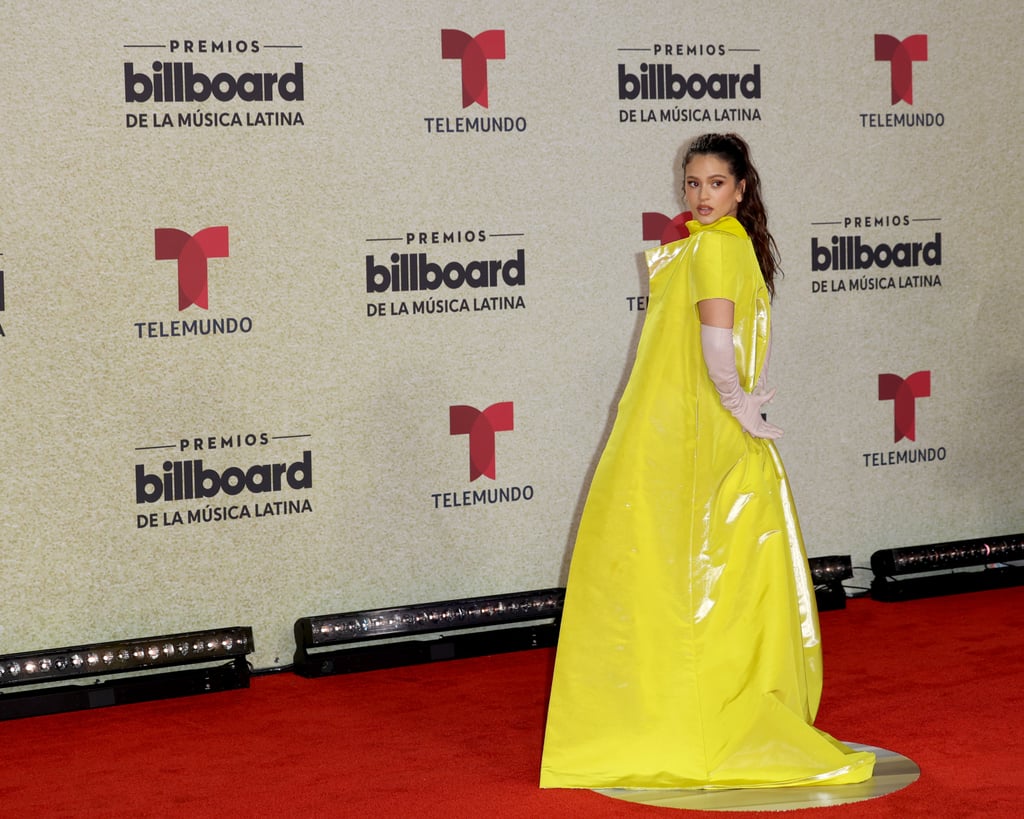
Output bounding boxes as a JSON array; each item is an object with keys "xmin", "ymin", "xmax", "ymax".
[
  {"xmin": 0, "ymin": 627, "xmax": 254, "ymax": 721},
  {"xmin": 871, "ymin": 534, "xmax": 1024, "ymax": 601}
]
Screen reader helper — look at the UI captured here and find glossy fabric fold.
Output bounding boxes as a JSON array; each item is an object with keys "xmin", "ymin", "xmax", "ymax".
[{"xmin": 540, "ymin": 217, "xmax": 874, "ymax": 789}]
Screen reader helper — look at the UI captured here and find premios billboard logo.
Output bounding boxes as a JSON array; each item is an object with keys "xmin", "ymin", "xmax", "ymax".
[
  {"xmin": 426, "ymin": 29, "xmax": 526, "ymax": 134},
  {"xmin": 135, "ymin": 431, "xmax": 313, "ymax": 529},
  {"xmin": 616, "ymin": 40, "xmax": 763, "ymax": 125},
  {"xmin": 363, "ymin": 227, "xmax": 527, "ymax": 320},
  {"xmin": 808, "ymin": 214, "xmax": 943, "ymax": 297},
  {"xmin": 432, "ymin": 401, "xmax": 534, "ymax": 510},
  {"xmin": 862, "ymin": 33, "xmax": 944, "ymax": 129},
  {"xmin": 135, "ymin": 224, "xmax": 253, "ymax": 340},
  {"xmin": 122, "ymin": 37, "xmax": 305, "ymax": 130},
  {"xmin": 864, "ymin": 370, "xmax": 947, "ymax": 467}
]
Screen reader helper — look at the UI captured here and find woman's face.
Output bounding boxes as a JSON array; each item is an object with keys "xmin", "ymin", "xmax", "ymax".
[{"xmin": 683, "ymin": 154, "xmax": 745, "ymax": 225}]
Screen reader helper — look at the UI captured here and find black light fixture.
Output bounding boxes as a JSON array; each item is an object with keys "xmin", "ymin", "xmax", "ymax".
[
  {"xmin": 294, "ymin": 588, "xmax": 564, "ymax": 677},
  {"xmin": 871, "ymin": 533, "xmax": 1024, "ymax": 601},
  {"xmin": 0, "ymin": 626, "xmax": 254, "ymax": 721},
  {"xmin": 808, "ymin": 555, "xmax": 854, "ymax": 610}
]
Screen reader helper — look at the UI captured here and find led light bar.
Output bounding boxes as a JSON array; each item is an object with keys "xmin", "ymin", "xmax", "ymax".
[
  {"xmin": 0, "ymin": 627, "xmax": 253, "ymax": 688},
  {"xmin": 808, "ymin": 555, "xmax": 853, "ymax": 584},
  {"xmin": 0, "ymin": 627, "xmax": 254, "ymax": 721},
  {"xmin": 871, "ymin": 533, "xmax": 1024, "ymax": 601},
  {"xmin": 294, "ymin": 589, "xmax": 564, "ymax": 677},
  {"xmin": 808, "ymin": 555, "xmax": 854, "ymax": 611}
]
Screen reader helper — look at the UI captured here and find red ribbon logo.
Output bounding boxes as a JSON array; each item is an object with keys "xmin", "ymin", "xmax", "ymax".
[
  {"xmin": 441, "ymin": 30, "xmax": 506, "ymax": 108},
  {"xmin": 642, "ymin": 211, "xmax": 692, "ymax": 245},
  {"xmin": 879, "ymin": 371, "xmax": 931, "ymax": 442},
  {"xmin": 874, "ymin": 34, "xmax": 928, "ymax": 105},
  {"xmin": 450, "ymin": 402, "xmax": 514, "ymax": 481},
  {"xmin": 155, "ymin": 227, "xmax": 230, "ymax": 311}
]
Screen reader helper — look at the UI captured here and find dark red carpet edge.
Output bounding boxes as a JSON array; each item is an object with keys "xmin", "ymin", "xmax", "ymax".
[{"xmin": 0, "ymin": 586, "xmax": 1021, "ymax": 818}]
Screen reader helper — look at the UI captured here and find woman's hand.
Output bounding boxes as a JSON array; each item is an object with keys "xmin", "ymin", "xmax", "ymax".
[{"xmin": 700, "ymin": 323, "xmax": 783, "ymax": 439}]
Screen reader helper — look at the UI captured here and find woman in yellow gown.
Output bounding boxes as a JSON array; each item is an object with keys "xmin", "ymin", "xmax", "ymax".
[{"xmin": 540, "ymin": 134, "xmax": 875, "ymax": 789}]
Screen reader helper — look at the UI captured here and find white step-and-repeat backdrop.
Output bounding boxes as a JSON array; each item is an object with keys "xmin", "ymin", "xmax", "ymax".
[{"xmin": 3, "ymin": 1, "xmax": 1021, "ymax": 667}]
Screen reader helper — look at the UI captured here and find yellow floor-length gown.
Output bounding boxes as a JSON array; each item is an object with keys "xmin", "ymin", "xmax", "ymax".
[{"xmin": 540, "ymin": 216, "xmax": 875, "ymax": 789}]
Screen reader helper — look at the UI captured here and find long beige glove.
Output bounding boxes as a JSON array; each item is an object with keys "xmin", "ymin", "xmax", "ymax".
[{"xmin": 700, "ymin": 324, "xmax": 783, "ymax": 439}]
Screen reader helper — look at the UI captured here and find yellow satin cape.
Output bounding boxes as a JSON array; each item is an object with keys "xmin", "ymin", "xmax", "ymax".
[{"xmin": 540, "ymin": 217, "xmax": 874, "ymax": 789}]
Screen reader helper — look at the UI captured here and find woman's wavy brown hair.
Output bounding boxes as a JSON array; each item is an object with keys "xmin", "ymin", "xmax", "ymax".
[{"xmin": 684, "ymin": 133, "xmax": 781, "ymax": 297}]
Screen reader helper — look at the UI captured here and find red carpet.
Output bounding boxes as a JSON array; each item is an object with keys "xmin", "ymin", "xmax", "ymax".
[{"xmin": 0, "ymin": 586, "xmax": 1021, "ymax": 817}]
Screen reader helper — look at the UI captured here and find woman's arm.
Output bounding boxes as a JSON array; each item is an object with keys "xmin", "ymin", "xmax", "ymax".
[
  {"xmin": 697, "ymin": 298, "xmax": 782, "ymax": 439},
  {"xmin": 697, "ymin": 298, "xmax": 734, "ymax": 328}
]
